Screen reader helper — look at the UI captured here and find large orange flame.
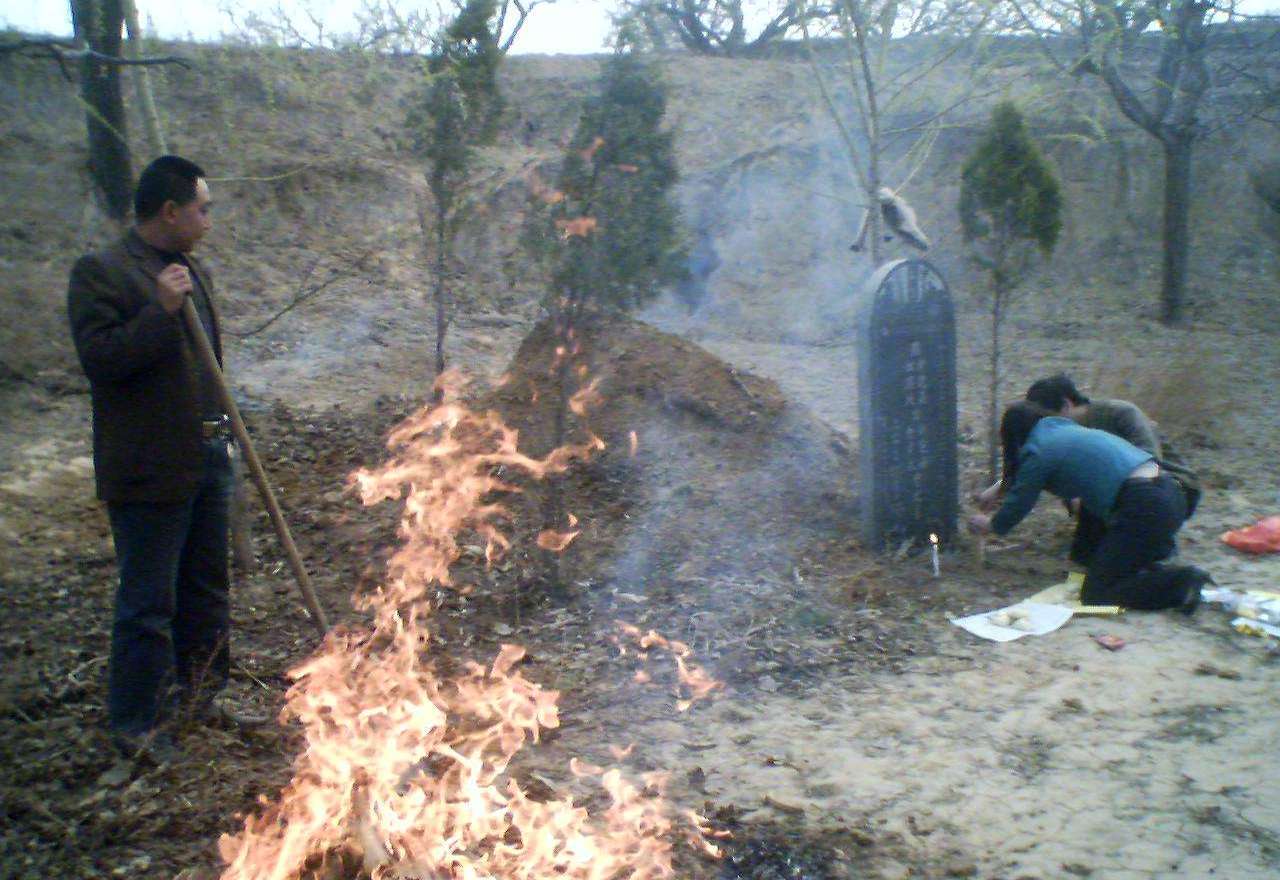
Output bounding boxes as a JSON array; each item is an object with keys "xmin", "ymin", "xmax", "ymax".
[{"xmin": 218, "ymin": 370, "xmax": 722, "ymax": 879}]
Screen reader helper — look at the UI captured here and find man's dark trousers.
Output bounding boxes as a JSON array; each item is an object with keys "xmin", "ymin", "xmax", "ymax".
[
  {"xmin": 1082, "ymin": 475, "xmax": 1188, "ymax": 610},
  {"xmin": 106, "ymin": 437, "xmax": 234, "ymax": 737}
]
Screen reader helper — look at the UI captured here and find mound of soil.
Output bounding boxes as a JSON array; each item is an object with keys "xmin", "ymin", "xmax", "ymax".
[{"xmin": 482, "ymin": 315, "xmax": 858, "ymax": 587}]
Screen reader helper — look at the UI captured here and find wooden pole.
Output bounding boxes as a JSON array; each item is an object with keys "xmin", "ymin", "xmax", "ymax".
[{"xmin": 181, "ymin": 299, "xmax": 330, "ymax": 634}]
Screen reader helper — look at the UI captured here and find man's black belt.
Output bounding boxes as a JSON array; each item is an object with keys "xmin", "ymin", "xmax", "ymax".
[{"xmin": 201, "ymin": 415, "xmax": 232, "ymax": 439}]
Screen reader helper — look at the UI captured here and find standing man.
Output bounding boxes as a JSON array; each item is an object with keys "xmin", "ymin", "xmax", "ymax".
[{"xmin": 68, "ymin": 156, "xmax": 254, "ymax": 762}]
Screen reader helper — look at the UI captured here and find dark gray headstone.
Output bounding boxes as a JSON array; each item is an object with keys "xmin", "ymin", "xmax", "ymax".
[{"xmin": 858, "ymin": 259, "xmax": 957, "ymax": 549}]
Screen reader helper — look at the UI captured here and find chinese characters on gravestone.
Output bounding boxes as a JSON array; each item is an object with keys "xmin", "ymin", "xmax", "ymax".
[{"xmin": 857, "ymin": 259, "xmax": 957, "ymax": 550}]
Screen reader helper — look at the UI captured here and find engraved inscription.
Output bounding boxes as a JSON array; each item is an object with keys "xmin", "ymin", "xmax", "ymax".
[{"xmin": 858, "ymin": 260, "xmax": 958, "ymax": 549}]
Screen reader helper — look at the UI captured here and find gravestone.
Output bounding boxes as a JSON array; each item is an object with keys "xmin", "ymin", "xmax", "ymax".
[{"xmin": 857, "ymin": 258, "xmax": 957, "ymax": 549}]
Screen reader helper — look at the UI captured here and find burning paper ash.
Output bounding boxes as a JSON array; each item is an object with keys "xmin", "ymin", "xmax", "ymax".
[
  {"xmin": 613, "ymin": 623, "xmax": 725, "ymax": 713},
  {"xmin": 218, "ymin": 370, "xmax": 724, "ymax": 880}
]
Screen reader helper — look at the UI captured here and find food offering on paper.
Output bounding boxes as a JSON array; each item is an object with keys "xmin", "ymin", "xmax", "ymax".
[
  {"xmin": 988, "ymin": 607, "xmax": 1035, "ymax": 631},
  {"xmin": 951, "ymin": 602, "xmax": 1074, "ymax": 642}
]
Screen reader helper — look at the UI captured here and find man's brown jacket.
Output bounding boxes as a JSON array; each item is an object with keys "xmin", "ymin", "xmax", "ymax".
[{"xmin": 67, "ymin": 230, "xmax": 223, "ymax": 504}]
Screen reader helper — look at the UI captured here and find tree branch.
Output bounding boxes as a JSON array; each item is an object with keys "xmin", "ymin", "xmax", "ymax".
[
  {"xmin": 0, "ymin": 36, "xmax": 190, "ymax": 70},
  {"xmin": 1099, "ymin": 54, "xmax": 1160, "ymax": 135},
  {"xmin": 227, "ymin": 249, "xmax": 378, "ymax": 339}
]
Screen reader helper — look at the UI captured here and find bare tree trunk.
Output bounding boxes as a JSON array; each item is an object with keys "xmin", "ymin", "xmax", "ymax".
[
  {"xmin": 71, "ymin": 0, "xmax": 134, "ymax": 222},
  {"xmin": 433, "ymin": 202, "xmax": 448, "ymax": 402},
  {"xmin": 860, "ymin": 26, "xmax": 884, "ymax": 268},
  {"xmin": 1160, "ymin": 136, "xmax": 1193, "ymax": 324},
  {"xmin": 1107, "ymin": 135, "xmax": 1138, "ymax": 281},
  {"xmin": 122, "ymin": 0, "xmax": 166, "ymax": 156},
  {"xmin": 867, "ymin": 169, "xmax": 883, "ymax": 266},
  {"xmin": 537, "ymin": 309, "xmax": 574, "ymax": 596},
  {"xmin": 988, "ymin": 288, "xmax": 1002, "ymax": 483}
]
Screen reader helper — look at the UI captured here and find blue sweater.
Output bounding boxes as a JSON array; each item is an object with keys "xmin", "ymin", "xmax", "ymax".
[{"xmin": 991, "ymin": 417, "xmax": 1153, "ymax": 535}]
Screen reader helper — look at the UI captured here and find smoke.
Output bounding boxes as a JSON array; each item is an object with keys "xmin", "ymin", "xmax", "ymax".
[
  {"xmin": 567, "ymin": 375, "xmax": 854, "ymax": 687},
  {"xmin": 644, "ymin": 132, "xmax": 876, "ymax": 344}
]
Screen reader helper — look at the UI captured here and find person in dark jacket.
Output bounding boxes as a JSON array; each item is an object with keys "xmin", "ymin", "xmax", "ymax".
[
  {"xmin": 968, "ymin": 402, "xmax": 1211, "ymax": 612},
  {"xmin": 68, "ymin": 156, "xmax": 256, "ymax": 762}
]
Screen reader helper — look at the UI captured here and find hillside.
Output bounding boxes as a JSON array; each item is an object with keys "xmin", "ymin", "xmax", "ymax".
[{"xmin": 1, "ymin": 36, "xmax": 1277, "ymax": 394}]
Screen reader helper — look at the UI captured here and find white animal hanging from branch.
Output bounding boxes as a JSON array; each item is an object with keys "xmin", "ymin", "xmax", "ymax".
[{"xmin": 850, "ymin": 187, "xmax": 931, "ymax": 253}]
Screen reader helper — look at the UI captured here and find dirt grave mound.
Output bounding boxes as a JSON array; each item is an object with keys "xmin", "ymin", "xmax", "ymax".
[{"xmin": 481, "ymin": 315, "xmax": 858, "ymax": 588}]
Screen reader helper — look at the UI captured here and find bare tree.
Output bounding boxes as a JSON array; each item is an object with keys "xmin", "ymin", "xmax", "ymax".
[
  {"xmin": 615, "ymin": 0, "xmax": 834, "ymax": 55},
  {"xmin": 122, "ymin": 0, "xmax": 166, "ymax": 156},
  {"xmin": 74, "ymin": 0, "xmax": 134, "ymax": 220},
  {"xmin": 1005, "ymin": 0, "xmax": 1278, "ymax": 323},
  {"xmin": 1, "ymin": 2, "xmax": 188, "ymax": 221},
  {"xmin": 797, "ymin": 0, "xmax": 994, "ymax": 266},
  {"xmin": 223, "ymin": 0, "xmax": 553, "ymax": 53}
]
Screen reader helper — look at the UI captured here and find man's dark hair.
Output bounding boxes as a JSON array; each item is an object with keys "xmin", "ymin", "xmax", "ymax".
[
  {"xmin": 1000, "ymin": 400, "xmax": 1054, "ymax": 488},
  {"xmin": 134, "ymin": 155, "xmax": 206, "ymax": 220},
  {"xmin": 1025, "ymin": 373, "xmax": 1089, "ymax": 411}
]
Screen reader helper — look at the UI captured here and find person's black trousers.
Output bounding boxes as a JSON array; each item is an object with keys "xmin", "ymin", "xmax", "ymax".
[
  {"xmin": 1081, "ymin": 474, "xmax": 1190, "ymax": 610},
  {"xmin": 1070, "ymin": 507, "xmax": 1109, "ymax": 567},
  {"xmin": 105, "ymin": 438, "xmax": 234, "ymax": 737}
]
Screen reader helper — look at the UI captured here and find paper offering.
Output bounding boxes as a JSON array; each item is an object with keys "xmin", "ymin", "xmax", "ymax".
[{"xmin": 952, "ymin": 602, "xmax": 1075, "ymax": 643}]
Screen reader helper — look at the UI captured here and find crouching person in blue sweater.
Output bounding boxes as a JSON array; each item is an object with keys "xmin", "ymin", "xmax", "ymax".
[{"xmin": 969, "ymin": 401, "xmax": 1211, "ymax": 612}]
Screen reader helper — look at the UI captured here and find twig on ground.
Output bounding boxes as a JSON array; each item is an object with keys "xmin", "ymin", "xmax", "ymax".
[{"xmin": 234, "ymin": 662, "xmax": 273, "ymax": 692}]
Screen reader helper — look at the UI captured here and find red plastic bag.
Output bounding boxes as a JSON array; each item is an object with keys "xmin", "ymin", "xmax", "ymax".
[{"xmin": 1222, "ymin": 516, "xmax": 1280, "ymax": 554}]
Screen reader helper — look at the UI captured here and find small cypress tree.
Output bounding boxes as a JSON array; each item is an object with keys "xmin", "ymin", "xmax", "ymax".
[
  {"xmin": 428, "ymin": 0, "xmax": 504, "ymax": 143},
  {"xmin": 407, "ymin": 0, "xmax": 504, "ymax": 392},
  {"xmin": 959, "ymin": 101, "xmax": 1062, "ymax": 481},
  {"xmin": 532, "ymin": 50, "xmax": 687, "ymax": 322},
  {"xmin": 522, "ymin": 49, "xmax": 686, "ymax": 592}
]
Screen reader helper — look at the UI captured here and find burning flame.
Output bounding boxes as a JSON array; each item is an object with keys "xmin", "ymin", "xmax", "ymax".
[
  {"xmin": 568, "ymin": 378, "xmax": 602, "ymax": 417},
  {"xmin": 526, "ymin": 169, "xmax": 565, "ymax": 205},
  {"xmin": 614, "ymin": 623, "xmax": 724, "ymax": 713},
  {"xmin": 556, "ymin": 216, "xmax": 598, "ymax": 239},
  {"xmin": 536, "ymin": 527, "xmax": 580, "ymax": 552},
  {"xmin": 579, "ymin": 135, "xmax": 605, "ymax": 161},
  {"xmin": 218, "ymin": 370, "xmax": 722, "ymax": 879}
]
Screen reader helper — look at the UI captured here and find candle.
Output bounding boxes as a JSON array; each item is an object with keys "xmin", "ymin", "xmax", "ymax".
[{"xmin": 929, "ymin": 533, "xmax": 940, "ymax": 577}]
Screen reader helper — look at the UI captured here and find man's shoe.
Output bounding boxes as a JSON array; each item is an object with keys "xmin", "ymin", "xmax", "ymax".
[
  {"xmin": 112, "ymin": 730, "xmax": 182, "ymax": 765},
  {"xmin": 200, "ymin": 694, "xmax": 270, "ymax": 729}
]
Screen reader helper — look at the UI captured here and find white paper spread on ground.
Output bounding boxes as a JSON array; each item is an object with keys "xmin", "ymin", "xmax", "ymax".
[{"xmin": 952, "ymin": 602, "xmax": 1075, "ymax": 642}]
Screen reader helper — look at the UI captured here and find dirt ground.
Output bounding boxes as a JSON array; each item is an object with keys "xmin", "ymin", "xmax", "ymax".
[{"xmin": 3, "ymin": 288, "xmax": 1279, "ymax": 879}]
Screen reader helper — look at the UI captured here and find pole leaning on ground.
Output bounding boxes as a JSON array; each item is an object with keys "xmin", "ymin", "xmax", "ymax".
[{"xmin": 180, "ymin": 299, "xmax": 330, "ymax": 635}]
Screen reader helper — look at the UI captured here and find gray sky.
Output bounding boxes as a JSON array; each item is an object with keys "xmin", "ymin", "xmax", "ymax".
[{"xmin": 0, "ymin": 0, "xmax": 614, "ymax": 55}]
